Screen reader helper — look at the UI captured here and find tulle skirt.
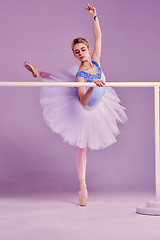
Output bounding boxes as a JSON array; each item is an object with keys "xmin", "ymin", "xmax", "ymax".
[{"xmin": 39, "ymin": 66, "xmax": 127, "ymax": 150}]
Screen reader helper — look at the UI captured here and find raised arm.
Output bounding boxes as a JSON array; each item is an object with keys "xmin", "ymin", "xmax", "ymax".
[{"xmin": 86, "ymin": 3, "xmax": 102, "ymax": 63}]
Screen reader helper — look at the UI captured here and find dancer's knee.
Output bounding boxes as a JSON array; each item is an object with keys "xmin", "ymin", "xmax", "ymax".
[{"xmin": 77, "ymin": 147, "xmax": 86, "ymax": 154}]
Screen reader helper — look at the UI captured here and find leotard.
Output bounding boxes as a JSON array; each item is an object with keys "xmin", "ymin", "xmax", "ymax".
[
  {"xmin": 75, "ymin": 60, "xmax": 106, "ymax": 106},
  {"xmin": 40, "ymin": 60, "xmax": 127, "ymax": 150}
]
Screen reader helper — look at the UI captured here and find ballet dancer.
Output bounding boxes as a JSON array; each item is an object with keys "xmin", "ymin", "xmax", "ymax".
[{"xmin": 25, "ymin": 3, "xmax": 127, "ymax": 207}]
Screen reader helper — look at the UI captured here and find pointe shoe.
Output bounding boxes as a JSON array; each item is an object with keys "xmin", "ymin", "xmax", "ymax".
[
  {"xmin": 79, "ymin": 180, "xmax": 88, "ymax": 206},
  {"xmin": 24, "ymin": 62, "xmax": 40, "ymax": 77}
]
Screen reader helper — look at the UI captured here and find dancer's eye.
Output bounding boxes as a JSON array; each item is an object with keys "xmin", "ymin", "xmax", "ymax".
[{"xmin": 75, "ymin": 48, "xmax": 85, "ymax": 54}]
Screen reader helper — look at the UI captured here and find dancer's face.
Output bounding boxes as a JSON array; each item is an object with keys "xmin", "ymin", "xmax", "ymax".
[{"xmin": 73, "ymin": 43, "xmax": 90, "ymax": 62}]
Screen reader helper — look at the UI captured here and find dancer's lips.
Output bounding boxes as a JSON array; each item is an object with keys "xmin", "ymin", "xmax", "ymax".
[{"xmin": 80, "ymin": 56, "xmax": 85, "ymax": 59}]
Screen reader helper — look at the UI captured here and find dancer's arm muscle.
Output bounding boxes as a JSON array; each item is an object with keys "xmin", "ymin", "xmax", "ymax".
[
  {"xmin": 86, "ymin": 3, "xmax": 102, "ymax": 64},
  {"xmin": 76, "ymin": 77, "xmax": 94, "ymax": 106}
]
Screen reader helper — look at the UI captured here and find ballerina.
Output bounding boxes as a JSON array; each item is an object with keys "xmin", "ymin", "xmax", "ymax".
[{"xmin": 25, "ymin": 3, "xmax": 127, "ymax": 207}]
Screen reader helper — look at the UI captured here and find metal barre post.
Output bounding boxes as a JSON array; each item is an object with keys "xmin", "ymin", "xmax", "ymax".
[{"xmin": 155, "ymin": 86, "xmax": 160, "ymax": 201}]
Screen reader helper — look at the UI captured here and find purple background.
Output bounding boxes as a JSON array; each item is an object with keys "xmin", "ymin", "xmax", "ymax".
[{"xmin": 0, "ymin": 0, "xmax": 159, "ymax": 194}]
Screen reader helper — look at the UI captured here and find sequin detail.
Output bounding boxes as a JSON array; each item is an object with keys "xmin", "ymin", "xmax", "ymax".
[{"xmin": 75, "ymin": 60, "xmax": 102, "ymax": 82}]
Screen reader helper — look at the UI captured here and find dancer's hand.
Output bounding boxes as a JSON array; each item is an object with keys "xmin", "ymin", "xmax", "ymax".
[
  {"xmin": 93, "ymin": 79, "xmax": 105, "ymax": 87},
  {"xmin": 85, "ymin": 3, "xmax": 97, "ymax": 17}
]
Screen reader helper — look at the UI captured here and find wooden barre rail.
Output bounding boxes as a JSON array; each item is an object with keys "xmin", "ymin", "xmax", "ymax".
[{"xmin": 0, "ymin": 81, "xmax": 160, "ymax": 87}]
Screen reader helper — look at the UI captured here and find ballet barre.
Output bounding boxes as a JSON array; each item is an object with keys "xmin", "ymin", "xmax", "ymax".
[
  {"xmin": 0, "ymin": 81, "xmax": 160, "ymax": 215},
  {"xmin": 0, "ymin": 81, "xmax": 160, "ymax": 87}
]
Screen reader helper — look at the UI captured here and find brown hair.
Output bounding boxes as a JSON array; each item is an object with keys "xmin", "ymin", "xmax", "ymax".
[{"xmin": 71, "ymin": 37, "xmax": 90, "ymax": 52}]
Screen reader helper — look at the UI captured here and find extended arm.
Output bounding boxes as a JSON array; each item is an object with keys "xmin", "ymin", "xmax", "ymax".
[{"xmin": 86, "ymin": 3, "xmax": 102, "ymax": 63}]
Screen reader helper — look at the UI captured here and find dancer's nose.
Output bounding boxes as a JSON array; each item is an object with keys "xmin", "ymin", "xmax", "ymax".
[{"xmin": 79, "ymin": 50, "xmax": 82, "ymax": 56}]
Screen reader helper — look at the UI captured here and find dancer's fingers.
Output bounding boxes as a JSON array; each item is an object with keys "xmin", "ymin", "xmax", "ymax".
[
  {"xmin": 87, "ymin": 3, "xmax": 95, "ymax": 10},
  {"xmin": 86, "ymin": 3, "xmax": 96, "ymax": 14},
  {"xmin": 94, "ymin": 79, "xmax": 105, "ymax": 87},
  {"xmin": 101, "ymin": 80, "xmax": 105, "ymax": 85},
  {"xmin": 94, "ymin": 80, "xmax": 101, "ymax": 87}
]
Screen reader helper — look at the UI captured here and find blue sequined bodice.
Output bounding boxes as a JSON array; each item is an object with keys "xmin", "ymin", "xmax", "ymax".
[{"xmin": 75, "ymin": 60, "xmax": 106, "ymax": 106}]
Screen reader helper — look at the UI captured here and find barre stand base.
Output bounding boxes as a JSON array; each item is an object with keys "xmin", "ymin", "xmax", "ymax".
[{"xmin": 136, "ymin": 201, "xmax": 160, "ymax": 215}]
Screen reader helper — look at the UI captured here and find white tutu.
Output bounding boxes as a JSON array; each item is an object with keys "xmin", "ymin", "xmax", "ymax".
[{"xmin": 39, "ymin": 65, "xmax": 127, "ymax": 150}]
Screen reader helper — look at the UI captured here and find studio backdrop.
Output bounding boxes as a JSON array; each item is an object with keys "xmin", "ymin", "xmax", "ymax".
[{"xmin": 0, "ymin": 0, "xmax": 159, "ymax": 193}]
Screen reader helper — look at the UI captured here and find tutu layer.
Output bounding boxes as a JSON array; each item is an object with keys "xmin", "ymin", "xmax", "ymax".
[{"xmin": 39, "ymin": 66, "xmax": 127, "ymax": 150}]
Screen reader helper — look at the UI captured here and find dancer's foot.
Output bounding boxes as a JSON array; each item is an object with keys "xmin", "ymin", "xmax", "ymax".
[
  {"xmin": 24, "ymin": 62, "xmax": 40, "ymax": 77},
  {"xmin": 79, "ymin": 179, "xmax": 88, "ymax": 206}
]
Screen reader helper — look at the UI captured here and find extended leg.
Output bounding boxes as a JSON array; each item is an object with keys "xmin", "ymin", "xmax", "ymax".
[{"xmin": 24, "ymin": 62, "xmax": 52, "ymax": 79}]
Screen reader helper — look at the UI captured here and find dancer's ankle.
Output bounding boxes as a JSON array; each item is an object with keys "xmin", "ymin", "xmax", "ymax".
[{"xmin": 79, "ymin": 179, "xmax": 87, "ymax": 189}]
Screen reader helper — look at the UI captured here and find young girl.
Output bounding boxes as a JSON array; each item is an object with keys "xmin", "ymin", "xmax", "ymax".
[{"xmin": 25, "ymin": 3, "xmax": 127, "ymax": 207}]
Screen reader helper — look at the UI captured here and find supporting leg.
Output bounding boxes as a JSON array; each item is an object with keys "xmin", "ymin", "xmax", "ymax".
[
  {"xmin": 76, "ymin": 147, "xmax": 88, "ymax": 206},
  {"xmin": 76, "ymin": 147, "xmax": 87, "ymax": 181}
]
